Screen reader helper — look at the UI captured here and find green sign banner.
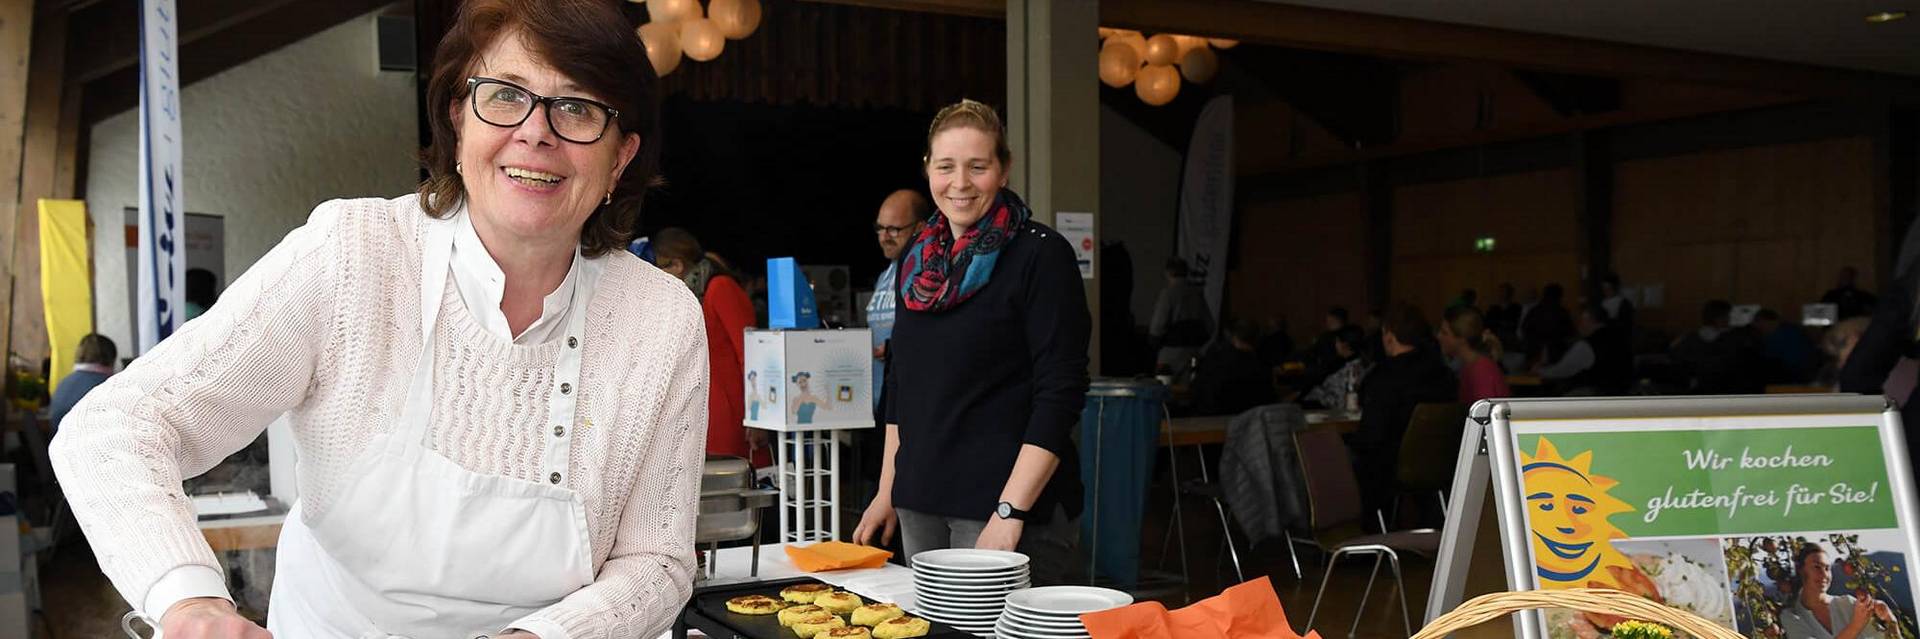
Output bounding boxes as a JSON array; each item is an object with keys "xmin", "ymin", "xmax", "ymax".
[{"xmin": 1511, "ymin": 426, "xmax": 1895, "ymax": 537}]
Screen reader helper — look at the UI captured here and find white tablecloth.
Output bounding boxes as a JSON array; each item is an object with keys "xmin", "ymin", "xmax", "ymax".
[{"xmin": 665, "ymin": 543, "xmax": 919, "ymax": 638}]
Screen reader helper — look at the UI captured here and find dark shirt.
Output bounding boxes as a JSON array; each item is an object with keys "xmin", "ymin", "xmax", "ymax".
[
  {"xmin": 1352, "ymin": 348, "xmax": 1457, "ymax": 451},
  {"xmin": 1841, "ymin": 277, "xmax": 1920, "ymax": 465},
  {"xmin": 885, "ymin": 222, "xmax": 1090, "ymax": 524},
  {"xmin": 1672, "ymin": 327, "xmax": 1765, "ymax": 395},
  {"xmin": 50, "ymin": 369, "xmax": 111, "ymax": 430},
  {"xmin": 1191, "ymin": 344, "xmax": 1276, "ymax": 417},
  {"xmin": 1823, "ymin": 285, "xmax": 1879, "ymax": 320},
  {"xmin": 1349, "ymin": 347, "xmax": 1455, "ymax": 516},
  {"xmin": 1762, "ymin": 325, "xmax": 1817, "ymax": 384},
  {"xmin": 1522, "ymin": 303, "xmax": 1575, "ymax": 362}
]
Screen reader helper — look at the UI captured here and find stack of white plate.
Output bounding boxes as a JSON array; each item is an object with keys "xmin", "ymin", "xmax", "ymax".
[
  {"xmin": 994, "ymin": 586, "xmax": 1134, "ymax": 639},
  {"xmin": 911, "ymin": 549, "xmax": 1033, "ymax": 636}
]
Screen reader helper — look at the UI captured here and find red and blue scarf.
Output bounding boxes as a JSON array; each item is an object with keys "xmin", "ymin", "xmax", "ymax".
[{"xmin": 899, "ymin": 189, "xmax": 1031, "ymax": 313}]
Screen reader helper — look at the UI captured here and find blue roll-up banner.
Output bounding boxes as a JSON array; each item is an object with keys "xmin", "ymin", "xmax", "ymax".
[{"xmin": 137, "ymin": 0, "xmax": 186, "ymax": 354}]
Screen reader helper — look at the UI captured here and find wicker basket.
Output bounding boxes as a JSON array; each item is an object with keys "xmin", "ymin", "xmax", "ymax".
[{"xmin": 1411, "ymin": 588, "xmax": 1743, "ymax": 639}]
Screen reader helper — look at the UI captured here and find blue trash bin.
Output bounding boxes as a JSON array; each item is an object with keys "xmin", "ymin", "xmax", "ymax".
[{"xmin": 1078, "ymin": 378, "xmax": 1169, "ymax": 589}]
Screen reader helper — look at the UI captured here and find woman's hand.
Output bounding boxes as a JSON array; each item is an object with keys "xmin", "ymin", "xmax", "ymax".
[
  {"xmin": 974, "ymin": 517, "xmax": 1024, "ymax": 551},
  {"xmin": 161, "ymin": 597, "xmax": 273, "ymax": 638},
  {"xmin": 1847, "ymin": 595, "xmax": 1878, "ymax": 631},
  {"xmin": 854, "ymin": 497, "xmax": 897, "ymax": 547}
]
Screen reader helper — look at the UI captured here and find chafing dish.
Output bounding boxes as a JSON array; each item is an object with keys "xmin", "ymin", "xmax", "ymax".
[{"xmin": 697, "ymin": 455, "xmax": 777, "ymax": 578}]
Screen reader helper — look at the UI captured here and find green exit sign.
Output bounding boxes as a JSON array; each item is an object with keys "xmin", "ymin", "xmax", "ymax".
[{"xmin": 1474, "ymin": 236, "xmax": 1497, "ymax": 253}]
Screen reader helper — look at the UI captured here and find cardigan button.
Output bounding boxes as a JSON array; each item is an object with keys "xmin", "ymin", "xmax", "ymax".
[
  {"xmin": 560, "ymin": 382, "xmax": 572, "ymax": 395},
  {"xmin": 550, "ymin": 472, "xmax": 563, "ymax": 484},
  {"xmin": 554, "ymin": 424, "xmax": 565, "ymax": 437},
  {"xmin": 567, "ymin": 336, "xmax": 578, "ymax": 349}
]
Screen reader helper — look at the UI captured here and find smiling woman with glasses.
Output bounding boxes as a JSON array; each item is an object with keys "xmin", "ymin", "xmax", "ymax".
[{"xmin": 53, "ymin": 1, "xmax": 706, "ymax": 638}]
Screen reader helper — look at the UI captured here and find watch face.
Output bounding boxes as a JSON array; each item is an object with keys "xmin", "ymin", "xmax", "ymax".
[{"xmin": 996, "ymin": 502, "xmax": 1011, "ymax": 518}]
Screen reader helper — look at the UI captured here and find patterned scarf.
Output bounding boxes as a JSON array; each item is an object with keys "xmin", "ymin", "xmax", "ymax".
[{"xmin": 900, "ymin": 189, "xmax": 1031, "ymax": 313}]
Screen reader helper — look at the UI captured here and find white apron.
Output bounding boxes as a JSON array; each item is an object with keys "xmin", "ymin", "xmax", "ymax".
[{"xmin": 266, "ymin": 213, "xmax": 596, "ymax": 638}]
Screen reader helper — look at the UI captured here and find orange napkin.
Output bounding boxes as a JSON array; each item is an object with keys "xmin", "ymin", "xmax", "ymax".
[
  {"xmin": 785, "ymin": 541, "xmax": 894, "ymax": 572},
  {"xmin": 1079, "ymin": 577, "xmax": 1322, "ymax": 639}
]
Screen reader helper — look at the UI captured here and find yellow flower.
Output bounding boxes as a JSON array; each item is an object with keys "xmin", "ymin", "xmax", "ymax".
[{"xmin": 1610, "ymin": 620, "xmax": 1674, "ymax": 639}]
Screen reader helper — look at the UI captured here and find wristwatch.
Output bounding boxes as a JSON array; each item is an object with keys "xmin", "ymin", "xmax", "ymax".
[{"xmin": 995, "ymin": 501, "xmax": 1029, "ymax": 521}]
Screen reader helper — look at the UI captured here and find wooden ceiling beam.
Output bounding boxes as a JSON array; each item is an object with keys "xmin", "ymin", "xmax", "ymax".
[
  {"xmin": 1097, "ymin": 0, "xmax": 1919, "ymax": 100},
  {"xmin": 78, "ymin": 0, "xmax": 393, "ymax": 125},
  {"xmin": 794, "ymin": 0, "xmax": 1003, "ymax": 20}
]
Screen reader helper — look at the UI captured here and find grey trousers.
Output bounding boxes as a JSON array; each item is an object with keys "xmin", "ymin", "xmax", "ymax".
[{"xmin": 896, "ymin": 505, "xmax": 1081, "ymax": 586}]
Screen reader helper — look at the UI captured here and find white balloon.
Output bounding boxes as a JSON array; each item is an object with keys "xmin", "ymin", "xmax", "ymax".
[
  {"xmin": 680, "ymin": 17, "xmax": 726, "ymax": 62},
  {"xmin": 710, "ymin": 0, "xmax": 763, "ymax": 40},
  {"xmin": 649, "ymin": 0, "xmax": 699, "ymax": 23},
  {"xmin": 1144, "ymin": 34, "xmax": 1180, "ymax": 66},
  {"xmin": 1172, "ymin": 35, "xmax": 1207, "ymax": 56},
  {"xmin": 1179, "ymin": 46, "xmax": 1218, "ymax": 84},
  {"xmin": 1109, "ymin": 31, "xmax": 1147, "ymax": 64},
  {"xmin": 1099, "ymin": 41, "xmax": 1140, "ymax": 88},
  {"xmin": 1135, "ymin": 63, "xmax": 1180, "ymax": 106},
  {"xmin": 637, "ymin": 21, "xmax": 682, "ymax": 77}
]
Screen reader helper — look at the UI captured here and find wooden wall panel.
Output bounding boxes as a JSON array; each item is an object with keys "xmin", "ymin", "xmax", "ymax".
[
  {"xmin": 1613, "ymin": 137, "xmax": 1877, "ymax": 336},
  {"xmin": 1389, "ymin": 169, "xmax": 1581, "ymax": 316},
  {"xmin": 1227, "ymin": 191, "xmax": 1369, "ymax": 338}
]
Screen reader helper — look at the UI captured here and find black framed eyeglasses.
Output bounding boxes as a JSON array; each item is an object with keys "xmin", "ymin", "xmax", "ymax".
[
  {"xmin": 874, "ymin": 223, "xmax": 920, "ymax": 236},
  {"xmin": 466, "ymin": 77, "xmax": 621, "ymax": 144}
]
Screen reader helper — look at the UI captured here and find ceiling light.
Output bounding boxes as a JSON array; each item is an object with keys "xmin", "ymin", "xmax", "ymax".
[{"xmin": 1866, "ymin": 11, "xmax": 1908, "ymax": 23}]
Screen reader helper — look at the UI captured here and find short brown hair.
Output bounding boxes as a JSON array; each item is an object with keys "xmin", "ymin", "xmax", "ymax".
[
  {"xmin": 418, "ymin": 0, "xmax": 662, "ymax": 258},
  {"xmin": 924, "ymin": 99, "xmax": 1012, "ymax": 168},
  {"xmin": 76, "ymin": 334, "xmax": 117, "ymax": 367},
  {"xmin": 651, "ymin": 227, "xmax": 703, "ymax": 265}
]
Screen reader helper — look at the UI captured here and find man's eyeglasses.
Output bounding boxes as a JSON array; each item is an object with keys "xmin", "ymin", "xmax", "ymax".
[
  {"xmin": 466, "ymin": 77, "xmax": 620, "ymax": 144},
  {"xmin": 874, "ymin": 223, "xmax": 920, "ymax": 237}
]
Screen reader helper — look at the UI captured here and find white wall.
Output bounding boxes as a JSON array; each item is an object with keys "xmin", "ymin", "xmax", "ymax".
[
  {"xmin": 1098, "ymin": 104, "xmax": 1183, "ymax": 328},
  {"xmin": 87, "ymin": 6, "xmax": 417, "ymax": 352}
]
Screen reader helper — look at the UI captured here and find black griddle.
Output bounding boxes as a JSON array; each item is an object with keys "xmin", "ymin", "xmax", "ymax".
[{"xmin": 675, "ymin": 576, "xmax": 979, "ymax": 639}]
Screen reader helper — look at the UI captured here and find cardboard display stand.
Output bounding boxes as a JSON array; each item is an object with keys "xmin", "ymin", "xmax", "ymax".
[
  {"xmin": 743, "ymin": 328, "xmax": 874, "ymax": 544},
  {"xmin": 1429, "ymin": 395, "xmax": 1920, "ymax": 639}
]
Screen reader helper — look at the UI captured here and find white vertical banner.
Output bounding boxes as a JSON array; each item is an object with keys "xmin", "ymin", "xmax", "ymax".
[
  {"xmin": 137, "ymin": 0, "xmax": 185, "ymax": 354},
  {"xmin": 1055, "ymin": 211, "xmax": 1096, "ymax": 279},
  {"xmin": 1176, "ymin": 95, "xmax": 1235, "ymax": 324}
]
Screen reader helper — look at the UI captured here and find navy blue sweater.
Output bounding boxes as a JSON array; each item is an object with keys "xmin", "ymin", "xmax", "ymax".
[{"xmin": 885, "ymin": 221, "xmax": 1090, "ymax": 524}]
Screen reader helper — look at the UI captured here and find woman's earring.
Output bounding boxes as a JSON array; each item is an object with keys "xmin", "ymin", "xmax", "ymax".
[
  {"xmin": 603, "ymin": 192, "xmax": 612, "ymax": 206},
  {"xmin": 455, "ymin": 162, "xmax": 463, "ymax": 175}
]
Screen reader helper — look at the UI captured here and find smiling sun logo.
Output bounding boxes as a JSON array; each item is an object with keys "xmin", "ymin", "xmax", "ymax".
[{"xmin": 1520, "ymin": 437, "xmax": 1637, "ymax": 590}]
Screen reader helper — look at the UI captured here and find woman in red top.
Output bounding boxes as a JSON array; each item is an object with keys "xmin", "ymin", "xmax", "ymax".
[
  {"xmin": 655, "ymin": 228, "xmax": 768, "ymax": 465},
  {"xmin": 1440, "ymin": 305, "xmax": 1511, "ymax": 404}
]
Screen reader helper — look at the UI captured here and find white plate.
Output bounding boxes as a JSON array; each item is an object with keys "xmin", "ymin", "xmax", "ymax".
[
  {"xmin": 916, "ymin": 586, "xmax": 1015, "ymax": 601},
  {"xmin": 912, "ymin": 549, "xmax": 1031, "ymax": 572},
  {"xmin": 917, "ymin": 601, "xmax": 1007, "ymax": 615},
  {"xmin": 913, "ymin": 564, "xmax": 1032, "ymax": 580},
  {"xmin": 916, "ymin": 577, "xmax": 1029, "ymax": 592},
  {"xmin": 999, "ymin": 607, "xmax": 1089, "ymax": 630},
  {"xmin": 1004, "ymin": 586, "xmax": 1133, "ymax": 615},
  {"xmin": 916, "ymin": 596, "xmax": 1009, "ymax": 611},
  {"xmin": 996, "ymin": 619, "xmax": 1091, "ymax": 639},
  {"xmin": 919, "ymin": 605, "xmax": 1006, "ymax": 621}
]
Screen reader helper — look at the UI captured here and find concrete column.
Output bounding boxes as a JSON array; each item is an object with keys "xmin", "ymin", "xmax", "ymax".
[{"xmin": 1007, "ymin": 0, "xmax": 1102, "ymax": 372}]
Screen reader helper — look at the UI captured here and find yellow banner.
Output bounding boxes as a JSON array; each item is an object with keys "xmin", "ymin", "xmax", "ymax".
[{"xmin": 39, "ymin": 199, "xmax": 92, "ymax": 396}]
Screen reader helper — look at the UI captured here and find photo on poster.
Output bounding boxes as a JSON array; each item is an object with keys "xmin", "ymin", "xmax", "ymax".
[
  {"xmin": 1723, "ymin": 531, "xmax": 1916, "ymax": 639},
  {"xmin": 1543, "ymin": 538, "xmax": 1737, "ymax": 639}
]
